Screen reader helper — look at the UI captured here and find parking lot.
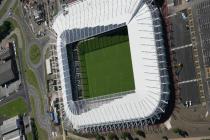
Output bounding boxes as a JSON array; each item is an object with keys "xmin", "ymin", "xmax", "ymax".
[
  {"xmin": 179, "ymin": 81, "xmax": 200, "ymax": 105},
  {"xmin": 188, "ymin": 0, "xmax": 210, "ymax": 106},
  {"xmin": 170, "ymin": 10, "xmax": 191, "ymax": 48},
  {"xmin": 195, "ymin": 0, "xmax": 210, "ymax": 68},
  {"xmin": 173, "ymin": 47, "xmax": 196, "ymax": 81},
  {"xmin": 169, "ymin": 10, "xmax": 201, "ymax": 106}
]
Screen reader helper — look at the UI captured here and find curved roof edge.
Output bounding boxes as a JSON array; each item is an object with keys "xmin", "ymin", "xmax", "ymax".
[{"xmin": 52, "ymin": 0, "xmax": 170, "ymax": 133}]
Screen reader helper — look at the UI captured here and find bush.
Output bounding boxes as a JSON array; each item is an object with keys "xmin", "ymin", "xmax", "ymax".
[
  {"xmin": 108, "ymin": 133, "xmax": 119, "ymax": 140},
  {"xmin": 29, "ymin": 44, "xmax": 41, "ymax": 64},
  {"xmin": 30, "ymin": 118, "xmax": 38, "ymax": 140},
  {"xmin": 0, "ymin": 21, "xmax": 12, "ymax": 42},
  {"xmin": 121, "ymin": 132, "xmax": 133, "ymax": 140},
  {"xmin": 136, "ymin": 130, "xmax": 146, "ymax": 138},
  {"xmin": 173, "ymin": 128, "xmax": 181, "ymax": 134},
  {"xmin": 173, "ymin": 128, "xmax": 189, "ymax": 137},
  {"xmin": 154, "ymin": 0, "xmax": 164, "ymax": 7},
  {"xmin": 95, "ymin": 134, "xmax": 105, "ymax": 140},
  {"xmin": 162, "ymin": 136, "xmax": 168, "ymax": 140}
]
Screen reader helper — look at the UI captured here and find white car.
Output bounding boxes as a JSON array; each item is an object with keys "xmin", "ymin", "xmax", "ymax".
[
  {"xmin": 0, "ymin": 97, "xmax": 5, "ymax": 102},
  {"xmin": 185, "ymin": 101, "xmax": 189, "ymax": 108},
  {"xmin": 189, "ymin": 101, "xmax": 192, "ymax": 106}
]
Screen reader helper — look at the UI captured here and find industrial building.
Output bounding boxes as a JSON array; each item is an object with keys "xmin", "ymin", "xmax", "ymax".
[{"xmin": 0, "ymin": 116, "xmax": 24, "ymax": 140}]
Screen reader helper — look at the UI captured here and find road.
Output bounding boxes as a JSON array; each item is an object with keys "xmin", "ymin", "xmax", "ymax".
[
  {"xmin": 0, "ymin": 28, "xmax": 30, "ymax": 110},
  {"xmin": 28, "ymin": 85, "xmax": 52, "ymax": 135},
  {"xmin": 10, "ymin": 21, "xmax": 52, "ymax": 139},
  {"xmin": 0, "ymin": 0, "xmax": 31, "ymax": 117},
  {"xmin": 14, "ymin": 19, "xmax": 53, "ymax": 140},
  {"xmin": 0, "ymin": 1, "xmax": 53, "ymax": 139},
  {"xmin": 0, "ymin": 0, "xmax": 17, "ymax": 24}
]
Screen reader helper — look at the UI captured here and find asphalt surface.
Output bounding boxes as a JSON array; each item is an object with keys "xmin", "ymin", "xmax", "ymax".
[
  {"xmin": 28, "ymin": 85, "xmax": 52, "ymax": 136},
  {"xmin": 192, "ymin": 0, "xmax": 210, "ymax": 112},
  {"xmin": 172, "ymin": 45, "xmax": 200, "ymax": 105},
  {"xmin": 169, "ymin": 9, "xmax": 199, "ymax": 105},
  {"xmin": 170, "ymin": 12, "xmax": 191, "ymax": 48},
  {"xmin": 13, "ymin": 14, "xmax": 53, "ymax": 140},
  {"xmin": 0, "ymin": 0, "xmax": 31, "ymax": 120},
  {"xmin": 0, "ymin": 0, "xmax": 16, "ymax": 24},
  {"xmin": 0, "ymin": 0, "xmax": 53, "ymax": 139},
  {"xmin": 167, "ymin": 0, "xmax": 206, "ymax": 106},
  {"xmin": 179, "ymin": 82, "xmax": 200, "ymax": 105},
  {"xmin": 1, "ymin": 0, "xmax": 209, "ymax": 139},
  {"xmin": 174, "ymin": 47, "xmax": 196, "ymax": 81}
]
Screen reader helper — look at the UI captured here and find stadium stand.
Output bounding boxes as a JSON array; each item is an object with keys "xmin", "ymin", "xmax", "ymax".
[{"xmin": 52, "ymin": 0, "xmax": 170, "ymax": 133}]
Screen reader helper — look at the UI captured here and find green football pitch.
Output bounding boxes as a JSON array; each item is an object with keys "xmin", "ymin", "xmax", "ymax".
[{"xmin": 79, "ymin": 28, "xmax": 135, "ymax": 98}]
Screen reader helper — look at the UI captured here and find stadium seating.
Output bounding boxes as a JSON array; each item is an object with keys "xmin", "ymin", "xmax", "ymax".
[{"xmin": 52, "ymin": 0, "xmax": 170, "ymax": 133}]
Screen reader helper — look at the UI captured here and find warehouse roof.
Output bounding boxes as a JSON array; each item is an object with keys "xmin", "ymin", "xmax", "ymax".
[
  {"xmin": 0, "ymin": 116, "xmax": 20, "ymax": 135},
  {"xmin": 0, "ymin": 60, "xmax": 16, "ymax": 86},
  {"xmin": 0, "ymin": 43, "xmax": 14, "ymax": 61},
  {"xmin": 2, "ymin": 129, "xmax": 21, "ymax": 140}
]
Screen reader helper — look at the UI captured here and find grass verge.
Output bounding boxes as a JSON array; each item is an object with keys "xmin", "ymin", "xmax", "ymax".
[
  {"xmin": 26, "ymin": 68, "xmax": 44, "ymax": 113},
  {"xmin": 30, "ymin": 96, "xmax": 48, "ymax": 140},
  {"xmin": 7, "ymin": 18, "xmax": 44, "ymax": 113},
  {"xmin": 30, "ymin": 44, "xmax": 41, "ymax": 64},
  {"xmin": 26, "ymin": 132, "xmax": 33, "ymax": 140},
  {"xmin": 0, "ymin": 97, "xmax": 28, "ymax": 118},
  {"xmin": 5, "ymin": 10, "xmax": 47, "ymax": 140}
]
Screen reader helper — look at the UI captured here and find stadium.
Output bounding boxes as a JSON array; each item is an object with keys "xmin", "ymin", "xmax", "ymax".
[{"xmin": 52, "ymin": 0, "xmax": 170, "ymax": 133}]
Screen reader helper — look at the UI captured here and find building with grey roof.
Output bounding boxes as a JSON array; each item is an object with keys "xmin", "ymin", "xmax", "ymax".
[
  {"xmin": 0, "ymin": 59, "xmax": 18, "ymax": 86},
  {"xmin": 0, "ymin": 116, "xmax": 25, "ymax": 140},
  {"xmin": 0, "ymin": 43, "xmax": 14, "ymax": 61},
  {"xmin": 0, "ymin": 116, "xmax": 30, "ymax": 140},
  {"xmin": 0, "ymin": 116, "xmax": 20, "ymax": 135},
  {"xmin": 2, "ymin": 129, "xmax": 23, "ymax": 140}
]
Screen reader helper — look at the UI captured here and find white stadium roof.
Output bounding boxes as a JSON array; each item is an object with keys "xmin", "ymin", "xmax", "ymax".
[{"xmin": 52, "ymin": 0, "xmax": 170, "ymax": 133}]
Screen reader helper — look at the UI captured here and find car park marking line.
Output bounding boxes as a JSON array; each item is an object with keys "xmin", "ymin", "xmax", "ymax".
[
  {"xmin": 178, "ymin": 78, "xmax": 199, "ymax": 85},
  {"xmin": 171, "ymin": 43, "xmax": 192, "ymax": 51},
  {"xmin": 167, "ymin": 3, "xmax": 174, "ymax": 7},
  {"xmin": 48, "ymin": 43, "xmax": 56, "ymax": 45},
  {"xmin": 166, "ymin": 13, "xmax": 176, "ymax": 18}
]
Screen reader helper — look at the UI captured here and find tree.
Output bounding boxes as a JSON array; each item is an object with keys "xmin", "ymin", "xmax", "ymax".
[
  {"xmin": 121, "ymin": 132, "xmax": 133, "ymax": 140},
  {"xmin": 0, "ymin": 21, "xmax": 12, "ymax": 42},
  {"xmin": 173, "ymin": 128, "xmax": 189, "ymax": 137},
  {"xmin": 173, "ymin": 128, "xmax": 181, "ymax": 134},
  {"xmin": 108, "ymin": 133, "xmax": 119, "ymax": 140},
  {"xmin": 154, "ymin": 0, "xmax": 165, "ymax": 7},
  {"xmin": 162, "ymin": 136, "xmax": 168, "ymax": 140},
  {"xmin": 136, "ymin": 130, "xmax": 146, "ymax": 138},
  {"xmin": 30, "ymin": 118, "xmax": 39, "ymax": 140},
  {"xmin": 95, "ymin": 134, "xmax": 105, "ymax": 140}
]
